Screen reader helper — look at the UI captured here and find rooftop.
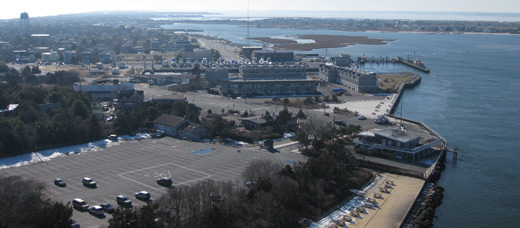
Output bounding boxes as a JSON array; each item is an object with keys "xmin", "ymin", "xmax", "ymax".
[
  {"xmin": 153, "ymin": 114, "xmax": 185, "ymax": 128},
  {"xmin": 374, "ymin": 127, "xmax": 421, "ymax": 143}
]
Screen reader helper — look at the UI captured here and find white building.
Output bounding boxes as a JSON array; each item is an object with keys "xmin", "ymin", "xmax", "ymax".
[
  {"xmin": 42, "ymin": 51, "xmax": 59, "ymax": 62},
  {"xmin": 73, "ymin": 79, "xmax": 134, "ymax": 100}
]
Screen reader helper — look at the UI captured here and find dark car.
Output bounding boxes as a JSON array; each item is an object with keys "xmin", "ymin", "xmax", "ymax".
[
  {"xmin": 54, "ymin": 178, "xmax": 66, "ymax": 187},
  {"xmin": 135, "ymin": 191, "xmax": 151, "ymax": 201},
  {"xmin": 157, "ymin": 177, "xmax": 173, "ymax": 186},
  {"xmin": 116, "ymin": 195, "xmax": 132, "ymax": 207},
  {"xmin": 100, "ymin": 203, "xmax": 115, "ymax": 213},
  {"xmin": 71, "ymin": 219, "xmax": 80, "ymax": 228},
  {"xmin": 334, "ymin": 120, "xmax": 347, "ymax": 126}
]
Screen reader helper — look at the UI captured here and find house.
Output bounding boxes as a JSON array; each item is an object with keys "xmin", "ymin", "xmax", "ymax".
[
  {"xmin": 240, "ymin": 117, "xmax": 268, "ymax": 130},
  {"xmin": 153, "ymin": 114, "xmax": 209, "ymax": 141},
  {"xmin": 116, "ymin": 91, "xmax": 144, "ymax": 109},
  {"xmin": 153, "ymin": 114, "xmax": 186, "ymax": 137},
  {"xmin": 355, "ymin": 127, "xmax": 443, "ymax": 161},
  {"xmin": 38, "ymin": 102, "xmax": 61, "ymax": 113},
  {"xmin": 177, "ymin": 123, "xmax": 210, "ymax": 142}
]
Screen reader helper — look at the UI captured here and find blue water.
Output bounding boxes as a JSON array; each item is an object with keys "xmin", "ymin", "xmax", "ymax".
[
  {"xmin": 160, "ymin": 11, "xmax": 520, "ymax": 22},
  {"xmin": 169, "ymin": 23, "xmax": 520, "ymax": 227}
]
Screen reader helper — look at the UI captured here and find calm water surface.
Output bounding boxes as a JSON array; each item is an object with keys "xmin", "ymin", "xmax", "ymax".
[{"xmin": 168, "ymin": 23, "xmax": 520, "ymax": 227}]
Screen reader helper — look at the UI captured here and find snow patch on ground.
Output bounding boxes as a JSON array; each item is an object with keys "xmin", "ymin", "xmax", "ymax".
[{"xmin": 0, "ymin": 133, "xmax": 150, "ymax": 169}]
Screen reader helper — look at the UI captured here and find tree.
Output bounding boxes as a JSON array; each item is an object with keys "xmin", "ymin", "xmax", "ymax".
[
  {"xmin": 153, "ymin": 55, "xmax": 163, "ymax": 64},
  {"xmin": 72, "ymin": 100, "xmax": 89, "ymax": 118},
  {"xmin": 323, "ymin": 95, "xmax": 330, "ymax": 102},
  {"xmin": 0, "ymin": 62, "xmax": 8, "ymax": 72},
  {"xmin": 108, "ymin": 207, "xmax": 138, "ymax": 228},
  {"xmin": 296, "ymin": 109, "xmax": 307, "ymax": 119},
  {"xmin": 303, "ymin": 97, "xmax": 313, "ymax": 105},
  {"xmin": 0, "ymin": 176, "xmax": 73, "ymax": 228},
  {"xmin": 36, "ymin": 202, "xmax": 73, "ymax": 228},
  {"xmin": 210, "ymin": 49, "xmax": 221, "ymax": 61},
  {"xmin": 314, "ymin": 95, "xmax": 321, "ymax": 103},
  {"xmin": 282, "ymin": 98, "xmax": 290, "ymax": 106},
  {"xmin": 263, "ymin": 111, "xmax": 274, "ymax": 123},
  {"xmin": 84, "ymin": 115, "xmax": 103, "ymax": 140},
  {"xmin": 192, "ymin": 64, "xmax": 201, "ymax": 77},
  {"xmin": 331, "ymin": 94, "xmax": 339, "ymax": 103}
]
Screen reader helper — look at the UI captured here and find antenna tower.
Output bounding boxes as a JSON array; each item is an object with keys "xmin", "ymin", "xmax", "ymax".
[{"xmin": 246, "ymin": 0, "xmax": 250, "ymax": 46}]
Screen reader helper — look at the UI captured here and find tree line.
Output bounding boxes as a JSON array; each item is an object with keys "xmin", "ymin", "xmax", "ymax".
[
  {"xmin": 0, "ymin": 64, "xmax": 105, "ymax": 157},
  {"xmin": 0, "ymin": 175, "xmax": 73, "ymax": 228}
]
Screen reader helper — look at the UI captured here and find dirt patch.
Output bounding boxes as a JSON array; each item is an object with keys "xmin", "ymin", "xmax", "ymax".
[
  {"xmin": 377, "ymin": 72, "xmax": 418, "ymax": 92},
  {"xmin": 248, "ymin": 37, "xmax": 297, "ymax": 44},
  {"xmin": 249, "ymin": 34, "xmax": 392, "ymax": 51}
]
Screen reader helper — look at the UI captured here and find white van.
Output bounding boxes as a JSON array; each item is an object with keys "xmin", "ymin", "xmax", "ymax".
[{"xmin": 72, "ymin": 198, "xmax": 89, "ymax": 210}]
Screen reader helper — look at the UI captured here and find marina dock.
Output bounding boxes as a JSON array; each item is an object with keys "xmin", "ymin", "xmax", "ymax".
[{"xmin": 357, "ymin": 56, "xmax": 431, "ymax": 73}]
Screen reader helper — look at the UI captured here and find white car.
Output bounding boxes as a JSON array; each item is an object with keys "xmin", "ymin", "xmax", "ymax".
[
  {"xmin": 135, "ymin": 191, "xmax": 151, "ymax": 200},
  {"xmin": 89, "ymin": 205, "xmax": 104, "ymax": 216},
  {"xmin": 82, "ymin": 177, "xmax": 97, "ymax": 187}
]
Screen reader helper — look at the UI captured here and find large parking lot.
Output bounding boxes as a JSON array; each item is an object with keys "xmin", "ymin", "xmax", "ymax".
[{"xmin": 0, "ymin": 137, "xmax": 305, "ymax": 227}]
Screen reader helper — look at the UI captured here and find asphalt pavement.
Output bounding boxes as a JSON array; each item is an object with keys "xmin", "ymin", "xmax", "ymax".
[{"xmin": 0, "ymin": 137, "xmax": 305, "ymax": 228}]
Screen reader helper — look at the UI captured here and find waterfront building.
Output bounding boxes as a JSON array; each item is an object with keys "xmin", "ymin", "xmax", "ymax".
[
  {"xmin": 219, "ymin": 78, "xmax": 319, "ymax": 97},
  {"xmin": 252, "ymin": 50, "xmax": 294, "ymax": 62},
  {"xmin": 240, "ymin": 63, "xmax": 307, "ymax": 80},
  {"xmin": 331, "ymin": 54, "xmax": 353, "ymax": 67},
  {"xmin": 355, "ymin": 127, "xmax": 443, "ymax": 161},
  {"xmin": 220, "ymin": 63, "xmax": 317, "ymax": 97},
  {"xmin": 319, "ymin": 64, "xmax": 378, "ymax": 92}
]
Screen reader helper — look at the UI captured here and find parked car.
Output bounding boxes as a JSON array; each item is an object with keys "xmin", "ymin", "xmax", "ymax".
[
  {"xmin": 100, "ymin": 203, "xmax": 115, "ymax": 213},
  {"xmin": 71, "ymin": 219, "xmax": 80, "ymax": 228},
  {"xmin": 89, "ymin": 205, "xmax": 104, "ymax": 216},
  {"xmin": 72, "ymin": 198, "xmax": 89, "ymax": 210},
  {"xmin": 157, "ymin": 177, "xmax": 172, "ymax": 186},
  {"xmin": 135, "ymin": 191, "xmax": 151, "ymax": 200},
  {"xmin": 108, "ymin": 134, "xmax": 117, "ymax": 140},
  {"xmin": 54, "ymin": 178, "xmax": 66, "ymax": 187},
  {"xmin": 82, "ymin": 177, "xmax": 97, "ymax": 188},
  {"xmin": 358, "ymin": 115, "xmax": 367, "ymax": 120},
  {"xmin": 116, "ymin": 195, "xmax": 132, "ymax": 207},
  {"xmin": 334, "ymin": 120, "xmax": 347, "ymax": 126}
]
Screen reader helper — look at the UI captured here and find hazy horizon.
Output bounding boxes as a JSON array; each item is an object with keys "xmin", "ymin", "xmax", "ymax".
[{"xmin": 2, "ymin": 0, "xmax": 519, "ymax": 20}]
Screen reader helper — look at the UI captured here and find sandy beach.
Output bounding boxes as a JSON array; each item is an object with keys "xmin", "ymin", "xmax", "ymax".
[{"xmin": 350, "ymin": 173, "xmax": 424, "ymax": 228}]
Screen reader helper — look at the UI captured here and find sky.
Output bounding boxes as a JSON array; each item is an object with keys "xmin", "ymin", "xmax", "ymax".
[{"xmin": 2, "ymin": 0, "xmax": 520, "ymax": 19}]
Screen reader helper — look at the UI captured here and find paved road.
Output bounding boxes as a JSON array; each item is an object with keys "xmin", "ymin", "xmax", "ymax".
[{"xmin": 0, "ymin": 137, "xmax": 305, "ymax": 228}]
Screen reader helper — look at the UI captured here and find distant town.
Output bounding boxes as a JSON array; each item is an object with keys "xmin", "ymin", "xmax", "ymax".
[{"xmin": 0, "ymin": 11, "xmax": 454, "ymax": 228}]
